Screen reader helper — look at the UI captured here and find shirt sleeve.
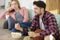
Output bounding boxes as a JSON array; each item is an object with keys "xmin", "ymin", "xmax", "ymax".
[
  {"xmin": 40, "ymin": 14, "xmax": 58, "ymax": 37},
  {"xmin": 30, "ymin": 15, "xmax": 38, "ymax": 31},
  {"xmin": 22, "ymin": 7, "xmax": 29, "ymax": 22},
  {"xmin": 0, "ymin": 10, "xmax": 8, "ymax": 19}
]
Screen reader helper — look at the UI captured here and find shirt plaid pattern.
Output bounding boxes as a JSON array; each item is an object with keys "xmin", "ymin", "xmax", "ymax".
[{"xmin": 30, "ymin": 11, "xmax": 59, "ymax": 37}]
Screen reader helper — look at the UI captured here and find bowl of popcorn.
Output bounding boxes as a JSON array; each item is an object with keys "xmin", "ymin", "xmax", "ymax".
[{"xmin": 11, "ymin": 32, "xmax": 22, "ymax": 38}]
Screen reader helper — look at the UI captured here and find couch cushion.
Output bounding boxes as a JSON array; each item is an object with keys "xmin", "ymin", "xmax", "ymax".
[
  {"xmin": 54, "ymin": 14, "xmax": 60, "ymax": 31},
  {"xmin": 28, "ymin": 9, "xmax": 35, "ymax": 21}
]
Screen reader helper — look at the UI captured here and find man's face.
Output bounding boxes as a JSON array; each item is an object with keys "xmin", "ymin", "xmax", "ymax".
[{"xmin": 33, "ymin": 5, "xmax": 43, "ymax": 15}]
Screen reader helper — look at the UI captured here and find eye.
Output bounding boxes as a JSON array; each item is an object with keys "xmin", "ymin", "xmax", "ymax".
[{"xmin": 11, "ymin": 2, "xmax": 17, "ymax": 5}]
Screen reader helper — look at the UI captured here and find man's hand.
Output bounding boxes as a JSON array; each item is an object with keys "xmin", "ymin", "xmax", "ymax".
[
  {"xmin": 15, "ymin": 23, "xmax": 23, "ymax": 31},
  {"xmin": 28, "ymin": 31, "xmax": 40, "ymax": 37}
]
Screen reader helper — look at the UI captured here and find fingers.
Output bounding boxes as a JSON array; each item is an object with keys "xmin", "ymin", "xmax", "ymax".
[
  {"xmin": 28, "ymin": 32, "xmax": 35, "ymax": 37},
  {"xmin": 15, "ymin": 23, "xmax": 20, "ymax": 30},
  {"xmin": 28, "ymin": 32, "xmax": 40, "ymax": 37},
  {"xmin": 15, "ymin": 23, "xmax": 23, "ymax": 31}
]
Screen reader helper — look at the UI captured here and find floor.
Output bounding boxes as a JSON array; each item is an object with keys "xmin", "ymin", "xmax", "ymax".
[
  {"xmin": 0, "ymin": 20, "xmax": 23, "ymax": 40},
  {"xmin": 0, "ymin": 18, "xmax": 15, "ymax": 40},
  {"xmin": 0, "ymin": 9, "xmax": 19, "ymax": 40},
  {"xmin": 0, "ymin": 29, "xmax": 12, "ymax": 40}
]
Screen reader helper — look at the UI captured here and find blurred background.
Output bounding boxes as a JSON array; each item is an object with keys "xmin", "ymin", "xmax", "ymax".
[{"xmin": 0, "ymin": 0, "xmax": 60, "ymax": 40}]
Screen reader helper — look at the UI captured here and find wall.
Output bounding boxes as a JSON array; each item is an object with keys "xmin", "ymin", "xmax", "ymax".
[
  {"xmin": 0, "ymin": 0, "xmax": 5, "ymax": 6},
  {"xmin": 46, "ymin": 0, "xmax": 60, "ymax": 14},
  {"xmin": 4, "ymin": 0, "xmax": 46, "ymax": 19}
]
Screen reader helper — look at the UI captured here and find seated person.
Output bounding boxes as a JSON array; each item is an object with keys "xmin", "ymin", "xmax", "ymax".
[
  {"xmin": 28, "ymin": 1, "xmax": 59, "ymax": 40},
  {"xmin": 0, "ymin": 0, "xmax": 31, "ymax": 37}
]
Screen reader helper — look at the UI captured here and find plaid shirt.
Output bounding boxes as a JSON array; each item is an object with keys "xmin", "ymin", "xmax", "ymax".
[{"xmin": 30, "ymin": 11, "xmax": 59, "ymax": 37}]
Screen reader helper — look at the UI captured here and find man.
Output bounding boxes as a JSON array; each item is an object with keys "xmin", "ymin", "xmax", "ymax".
[{"xmin": 28, "ymin": 1, "xmax": 59, "ymax": 40}]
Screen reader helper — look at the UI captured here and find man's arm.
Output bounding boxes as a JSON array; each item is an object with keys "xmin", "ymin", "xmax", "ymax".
[
  {"xmin": 40, "ymin": 14, "xmax": 58, "ymax": 37},
  {"xmin": 30, "ymin": 15, "xmax": 38, "ymax": 31}
]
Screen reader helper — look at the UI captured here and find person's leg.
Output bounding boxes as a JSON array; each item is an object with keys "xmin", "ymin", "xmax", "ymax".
[
  {"xmin": 8, "ymin": 16, "xmax": 15, "ymax": 30},
  {"xmin": 11, "ymin": 27, "xmax": 27, "ymax": 36},
  {"xmin": 12, "ymin": 22, "xmax": 32, "ymax": 36},
  {"xmin": 11, "ymin": 22, "xmax": 32, "ymax": 39},
  {"xmin": 19, "ymin": 22, "xmax": 32, "ymax": 36},
  {"xmin": 19, "ymin": 22, "xmax": 32, "ymax": 29},
  {"xmin": 11, "ymin": 28, "xmax": 21, "ymax": 32}
]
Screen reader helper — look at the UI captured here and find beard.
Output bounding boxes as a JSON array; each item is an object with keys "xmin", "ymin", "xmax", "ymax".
[
  {"xmin": 38, "ymin": 13, "xmax": 42, "ymax": 15},
  {"xmin": 35, "ymin": 12, "xmax": 42, "ymax": 16},
  {"xmin": 34, "ymin": 11, "xmax": 42, "ymax": 16}
]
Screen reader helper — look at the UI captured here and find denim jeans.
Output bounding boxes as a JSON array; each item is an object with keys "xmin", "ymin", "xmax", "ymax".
[
  {"xmin": 8, "ymin": 17, "xmax": 15, "ymax": 30},
  {"xmin": 11, "ymin": 22, "xmax": 32, "ymax": 36},
  {"xmin": 8, "ymin": 16, "xmax": 32, "ymax": 35}
]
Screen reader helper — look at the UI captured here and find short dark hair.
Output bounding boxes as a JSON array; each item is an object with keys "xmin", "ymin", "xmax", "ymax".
[{"xmin": 33, "ymin": 1, "xmax": 46, "ymax": 9}]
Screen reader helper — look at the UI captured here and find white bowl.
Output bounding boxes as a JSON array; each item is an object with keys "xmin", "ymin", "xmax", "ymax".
[{"xmin": 11, "ymin": 32, "xmax": 22, "ymax": 38}]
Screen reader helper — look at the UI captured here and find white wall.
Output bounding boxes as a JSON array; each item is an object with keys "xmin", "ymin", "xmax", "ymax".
[
  {"xmin": 5, "ymin": 0, "xmax": 46, "ymax": 9},
  {"xmin": 5, "ymin": 0, "xmax": 10, "ymax": 9},
  {"xmin": 19, "ymin": 0, "xmax": 34, "ymax": 9},
  {"xmin": 5, "ymin": 0, "xmax": 34, "ymax": 9},
  {"xmin": 0, "ymin": 0, "xmax": 5, "ymax": 6}
]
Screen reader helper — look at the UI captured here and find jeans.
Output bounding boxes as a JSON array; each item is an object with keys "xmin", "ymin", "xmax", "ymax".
[
  {"xmin": 11, "ymin": 22, "xmax": 32, "ymax": 36},
  {"xmin": 8, "ymin": 17, "xmax": 15, "ymax": 30},
  {"xmin": 8, "ymin": 16, "xmax": 32, "ymax": 35}
]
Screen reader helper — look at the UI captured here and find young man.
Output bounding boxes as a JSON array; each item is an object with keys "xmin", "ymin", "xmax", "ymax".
[{"xmin": 28, "ymin": 1, "xmax": 59, "ymax": 40}]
